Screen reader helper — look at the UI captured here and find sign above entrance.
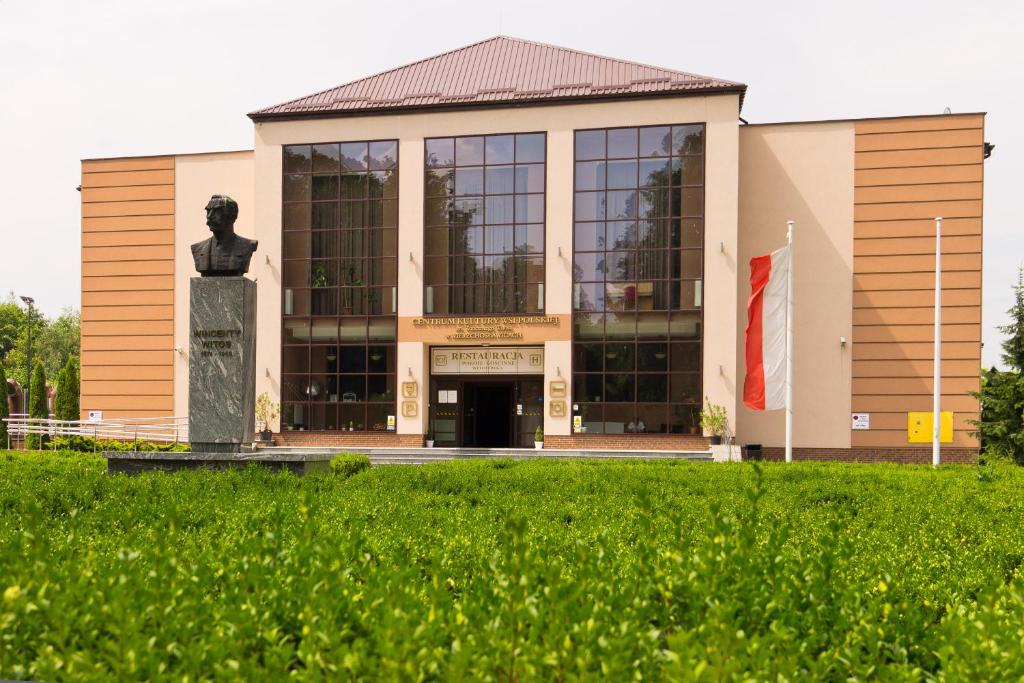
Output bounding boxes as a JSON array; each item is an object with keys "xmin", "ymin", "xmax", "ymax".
[
  {"xmin": 412, "ymin": 315, "xmax": 559, "ymax": 341},
  {"xmin": 431, "ymin": 346, "xmax": 544, "ymax": 375}
]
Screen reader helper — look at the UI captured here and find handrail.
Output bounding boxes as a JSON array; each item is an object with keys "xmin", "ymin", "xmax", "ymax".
[{"xmin": 4, "ymin": 415, "xmax": 188, "ymax": 449}]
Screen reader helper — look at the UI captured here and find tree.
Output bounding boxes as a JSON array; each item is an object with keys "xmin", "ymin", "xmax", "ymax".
[
  {"xmin": 0, "ymin": 361, "xmax": 8, "ymax": 446},
  {"xmin": 54, "ymin": 356, "xmax": 79, "ymax": 422},
  {"xmin": 972, "ymin": 268, "xmax": 1024, "ymax": 463},
  {"xmin": 25, "ymin": 361, "xmax": 47, "ymax": 449},
  {"xmin": 36, "ymin": 308, "xmax": 80, "ymax": 380}
]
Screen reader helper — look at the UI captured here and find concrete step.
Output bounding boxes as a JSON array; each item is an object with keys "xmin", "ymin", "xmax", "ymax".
[{"xmin": 255, "ymin": 445, "xmax": 712, "ymax": 463}]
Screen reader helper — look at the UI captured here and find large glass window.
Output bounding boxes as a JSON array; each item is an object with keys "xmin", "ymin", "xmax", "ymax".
[
  {"xmin": 423, "ymin": 132, "xmax": 546, "ymax": 314},
  {"xmin": 571, "ymin": 124, "xmax": 705, "ymax": 435},
  {"xmin": 281, "ymin": 140, "xmax": 398, "ymax": 431}
]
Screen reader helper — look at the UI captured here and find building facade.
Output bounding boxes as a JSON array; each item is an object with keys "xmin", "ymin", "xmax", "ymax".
[{"xmin": 79, "ymin": 37, "xmax": 987, "ymax": 461}]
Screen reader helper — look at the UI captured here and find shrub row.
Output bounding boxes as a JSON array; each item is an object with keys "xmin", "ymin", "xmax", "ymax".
[{"xmin": 0, "ymin": 453, "xmax": 1022, "ymax": 679}]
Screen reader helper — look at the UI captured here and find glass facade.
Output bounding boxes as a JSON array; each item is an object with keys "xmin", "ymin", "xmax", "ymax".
[
  {"xmin": 571, "ymin": 124, "xmax": 705, "ymax": 434},
  {"xmin": 423, "ymin": 133, "xmax": 546, "ymax": 314},
  {"xmin": 280, "ymin": 141, "xmax": 398, "ymax": 431}
]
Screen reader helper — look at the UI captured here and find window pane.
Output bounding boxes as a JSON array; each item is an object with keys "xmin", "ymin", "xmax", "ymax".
[
  {"xmin": 339, "ymin": 142, "xmax": 368, "ymax": 170},
  {"xmin": 606, "ymin": 160, "xmax": 637, "ymax": 189},
  {"xmin": 637, "ymin": 343, "xmax": 668, "ymax": 371},
  {"xmin": 638, "ymin": 126, "xmax": 671, "ymax": 157},
  {"xmin": 486, "ymin": 225, "xmax": 514, "ymax": 254},
  {"xmin": 672, "ymin": 125, "xmax": 704, "ymax": 155},
  {"xmin": 339, "ymin": 201, "xmax": 364, "ymax": 229},
  {"xmin": 283, "ymin": 203, "xmax": 310, "ymax": 231},
  {"xmin": 680, "ymin": 188, "xmax": 704, "ymax": 217},
  {"xmin": 670, "ymin": 373, "xmax": 700, "ymax": 403},
  {"xmin": 575, "ymin": 192, "xmax": 605, "ymax": 221},
  {"xmin": 670, "ymin": 342, "xmax": 701, "ymax": 372},
  {"xmin": 607, "ymin": 190, "xmax": 636, "ymax": 219},
  {"xmin": 573, "ymin": 313, "xmax": 604, "ymax": 338},
  {"xmin": 574, "ymin": 222, "xmax": 603, "ymax": 251},
  {"xmin": 515, "ymin": 224, "xmax": 544, "ymax": 253},
  {"xmin": 485, "ymin": 135, "xmax": 514, "ymax": 164},
  {"xmin": 282, "ymin": 346, "xmax": 309, "ymax": 374},
  {"xmin": 369, "ymin": 140, "xmax": 398, "ymax": 170},
  {"xmin": 312, "ymin": 174, "xmax": 339, "ymax": 201},
  {"xmin": 574, "ymin": 343, "xmax": 603, "ymax": 372},
  {"xmin": 455, "ymin": 167, "xmax": 483, "ymax": 196},
  {"xmin": 453, "ymin": 198, "xmax": 484, "ymax": 226},
  {"xmin": 310, "ymin": 144, "xmax": 338, "ymax": 173},
  {"xmin": 452, "ymin": 226, "xmax": 483, "ymax": 254},
  {"xmin": 284, "ymin": 174, "xmax": 310, "ymax": 202},
  {"xmin": 640, "ymin": 158, "xmax": 672, "ymax": 188},
  {"xmin": 573, "ymin": 253, "xmax": 603, "ymax": 281},
  {"xmin": 455, "ymin": 136, "xmax": 484, "ymax": 165},
  {"xmin": 368, "ymin": 170, "xmax": 397, "ymax": 199},
  {"xmin": 606, "ymin": 221, "xmax": 635, "ymax": 250},
  {"xmin": 514, "ymin": 194, "xmax": 544, "ymax": 223},
  {"xmin": 637, "ymin": 375, "xmax": 668, "ymax": 402},
  {"xmin": 514, "ymin": 164, "xmax": 545, "ymax": 193},
  {"xmin": 607, "ymin": 128, "xmax": 637, "ymax": 158},
  {"xmin": 574, "ymin": 374, "xmax": 603, "ymax": 402},
  {"xmin": 284, "ymin": 145, "xmax": 312, "ymax": 173},
  {"xmin": 604, "ymin": 342, "xmax": 634, "ymax": 372},
  {"xmin": 636, "ymin": 404, "xmax": 668, "ymax": 433},
  {"xmin": 486, "ymin": 165, "xmax": 515, "ymax": 194},
  {"xmin": 486, "ymin": 195, "xmax": 514, "ymax": 224},
  {"xmin": 573, "ymin": 282, "xmax": 604, "ymax": 311},
  {"xmin": 426, "ymin": 138, "xmax": 454, "ymax": 167},
  {"xmin": 679, "ymin": 156, "xmax": 704, "ymax": 185},
  {"xmin": 605, "ymin": 375, "xmax": 634, "ymax": 402},
  {"xmin": 575, "ymin": 130, "xmax": 605, "ymax": 160},
  {"xmin": 425, "ymin": 168, "xmax": 454, "ymax": 197},
  {"xmin": 575, "ymin": 161, "xmax": 605, "ymax": 191},
  {"xmin": 515, "ymin": 133, "xmax": 545, "ymax": 163}
]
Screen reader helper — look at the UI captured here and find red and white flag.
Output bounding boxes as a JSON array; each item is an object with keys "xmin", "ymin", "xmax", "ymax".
[{"xmin": 743, "ymin": 245, "xmax": 790, "ymax": 410}]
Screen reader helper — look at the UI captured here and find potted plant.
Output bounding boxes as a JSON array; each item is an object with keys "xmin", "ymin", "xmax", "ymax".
[
  {"xmin": 534, "ymin": 425, "xmax": 544, "ymax": 450},
  {"xmin": 699, "ymin": 398, "xmax": 728, "ymax": 445},
  {"xmin": 425, "ymin": 427, "xmax": 434, "ymax": 448},
  {"xmin": 255, "ymin": 392, "xmax": 279, "ymax": 443}
]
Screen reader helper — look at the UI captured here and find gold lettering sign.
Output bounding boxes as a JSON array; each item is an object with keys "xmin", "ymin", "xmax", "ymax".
[
  {"xmin": 431, "ymin": 346, "xmax": 544, "ymax": 375},
  {"xmin": 401, "ymin": 400, "xmax": 418, "ymax": 418},
  {"xmin": 549, "ymin": 400, "xmax": 566, "ymax": 418},
  {"xmin": 549, "ymin": 380, "xmax": 567, "ymax": 398},
  {"xmin": 401, "ymin": 381, "xmax": 418, "ymax": 399},
  {"xmin": 412, "ymin": 315, "xmax": 559, "ymax": 341}
]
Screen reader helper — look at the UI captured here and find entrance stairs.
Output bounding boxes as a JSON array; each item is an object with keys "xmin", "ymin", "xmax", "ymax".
[{"xmin": 253, "ymin": 445, "xmax": 713, "ymax": 465}]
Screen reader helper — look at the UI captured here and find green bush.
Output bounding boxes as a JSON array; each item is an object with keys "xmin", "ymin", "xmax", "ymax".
[
  {"xmin": 0, "ymin": 361, "xmax": 8, "ymax": 446},
  {"xmin": 1, "ymin": 456, "xmax": 1023, "ymax": 680},
  {"xmin": 25, "ymin": 361, "xmax": 47, "ymax": 449},
  {"xmin": 54, "ymin": 356, "xmax": 79, "ymax": 422},
  {"xmin": 49, "ymin": 435, "xmax": 189, "ymax": 453},
  {"xmin": 329, "ymin": 452, "xmax": 370, "ymax": 478}
]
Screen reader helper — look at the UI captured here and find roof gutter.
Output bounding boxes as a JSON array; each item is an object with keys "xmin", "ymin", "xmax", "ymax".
[{"xmin": 248, "ymin": 85, "xmax": 748, "ymax": 123}]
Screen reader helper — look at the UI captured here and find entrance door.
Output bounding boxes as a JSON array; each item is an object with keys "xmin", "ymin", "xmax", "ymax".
[{"xmin": 464, "ymin": 381, "xmax": 514, "ymax": 447}]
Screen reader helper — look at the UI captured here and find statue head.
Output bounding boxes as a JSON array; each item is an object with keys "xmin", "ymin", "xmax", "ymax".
[{"xmin": 205, "ymin": 194, "xmax": 239, "ymax": 238}]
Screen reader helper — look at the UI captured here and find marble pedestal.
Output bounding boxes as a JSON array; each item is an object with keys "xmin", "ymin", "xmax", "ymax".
[{"xmin": 189, "ymin": 276, "xmax": 257, "ymax": 452}]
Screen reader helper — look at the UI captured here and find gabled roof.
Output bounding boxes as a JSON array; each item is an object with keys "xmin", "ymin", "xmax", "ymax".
[{"xmin": 249, "ymin": 36, "xmax": 746, "ymax": 120}]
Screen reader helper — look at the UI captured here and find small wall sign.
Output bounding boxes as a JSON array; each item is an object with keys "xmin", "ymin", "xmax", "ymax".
[
  {"xmin": 550, "ymin": 400, "xmax": 566, "ymax": 418},
  {"xmin": 851, "ymin": 413, "xmax": 870, "ymax": 430},
  {"xmin": 401, "ymin": 401, "xmax": 418, "ymax": 418},
  {"xmin": 87, "ymin": 410, "xmax": 103, "ymax": 422},
  {"xmin": 401, "ymin": 381, "xmax": 418, "ymax": 398},
  {"xmin": 549, "ymin": 380, "xmax": 567, "ymax": 398}
]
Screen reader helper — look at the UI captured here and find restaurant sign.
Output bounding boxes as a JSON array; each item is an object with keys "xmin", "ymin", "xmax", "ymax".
[{"xmin": 431, "ymin": 346, "xmax": 544, "ymax": 375}]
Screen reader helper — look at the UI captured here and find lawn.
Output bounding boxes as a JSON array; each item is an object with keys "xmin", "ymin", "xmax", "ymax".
[{"xmin": 1, "ymin": 451, "xmax": 1022, "ymax": 681}]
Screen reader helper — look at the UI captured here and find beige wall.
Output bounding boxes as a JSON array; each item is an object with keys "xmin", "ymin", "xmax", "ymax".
[
  {"xmin": 172, "ymin": 151, "xmax": 256, "ymax": 422},
  {"xmin": 253, "ymin": 94, "xmax": 742, "ymax": 435},
  {"xmin": 736, "ymin": 121, "xmax": 855, "ymax": 448}
]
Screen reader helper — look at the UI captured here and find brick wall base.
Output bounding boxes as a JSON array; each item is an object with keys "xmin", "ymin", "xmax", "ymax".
[
  {"xmin": 545, "ymin": 434, "xmax": 711, "ymax": 451},
  {"xmin": 759, "ymin": 446, "xmax": 979, "ymax": 464},
  {"xmin": 272, "ymin": 432, "xmax": 423, "ymax": 448}
]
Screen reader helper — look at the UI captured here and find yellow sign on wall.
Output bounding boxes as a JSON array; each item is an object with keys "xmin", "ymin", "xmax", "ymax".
[{"xmin": 907, "ymin": 412, "xmax": 953, "ymax": 443}]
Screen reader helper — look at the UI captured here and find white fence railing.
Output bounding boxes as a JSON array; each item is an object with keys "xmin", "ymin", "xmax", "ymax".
[{"xmin": 4, "ymin": 414, "xmax": 188, "ymax": 449}]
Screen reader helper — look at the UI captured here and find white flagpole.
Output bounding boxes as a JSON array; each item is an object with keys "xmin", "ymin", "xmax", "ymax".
[
  {"xmin": 933, "ymin": 217, "xmax": 942, "ymax": 467},
  {"xmin": 785, "ymin": 220, "xmax": 794, "ymax": 463}
]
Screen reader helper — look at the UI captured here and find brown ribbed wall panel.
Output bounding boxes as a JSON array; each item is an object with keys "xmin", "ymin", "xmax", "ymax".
[
  {"xmin": 852, "ymin": 114, "xmax": 983, "ymax": 448},
  {"xmin": 80, "ymin": 156, "xmax": 175, "ymax": 421}
]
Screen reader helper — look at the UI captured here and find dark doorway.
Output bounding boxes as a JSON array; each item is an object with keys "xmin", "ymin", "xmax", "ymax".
[{"xmin": 464, "ymin": 382, "xmax": 513, "ymax": 447}]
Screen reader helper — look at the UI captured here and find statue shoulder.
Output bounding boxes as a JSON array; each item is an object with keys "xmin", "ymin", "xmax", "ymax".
[
  {"xmin": 190, "ymin": 237, "xmax": 211, "ymax": 255},
  {"xmin": 239, "ymin": 236, "xmax": 258, "ymax": 253}
]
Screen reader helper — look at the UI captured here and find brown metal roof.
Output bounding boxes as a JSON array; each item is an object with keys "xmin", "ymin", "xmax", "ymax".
[{"xmin": 249, "ymin": 36, "xmax": 746, "ymax": 121}]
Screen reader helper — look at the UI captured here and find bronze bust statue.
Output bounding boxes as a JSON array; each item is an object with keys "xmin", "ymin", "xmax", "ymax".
[{"xmin": 191, "ymin": 194, "xmax": 258, "ymax": 276}]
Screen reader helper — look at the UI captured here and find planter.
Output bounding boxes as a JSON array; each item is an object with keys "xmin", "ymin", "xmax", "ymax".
[
  {"xmin": 710, "ymin": 435, "xmax": 722, "ymax": 445},
  {"xmin": 534, "ymin": 441, "xmax": 543, "ymax": 450},
  {"xmin": 426, "ymin": 440, "xmax": 435, "ymax": 448},
  {"xmin": 260, "ymin": 429, "xmax": 273, "ymax": 442}
]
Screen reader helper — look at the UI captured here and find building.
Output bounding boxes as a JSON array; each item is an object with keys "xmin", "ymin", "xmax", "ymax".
[{"xmin": 79, "ymin": 36, "xmax": 987, "ymax": 461}]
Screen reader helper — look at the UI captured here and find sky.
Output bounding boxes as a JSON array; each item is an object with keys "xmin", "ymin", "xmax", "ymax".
[{"xmin": 0, "ymin": 0, "xmax": 1020, "ymax": 367}]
